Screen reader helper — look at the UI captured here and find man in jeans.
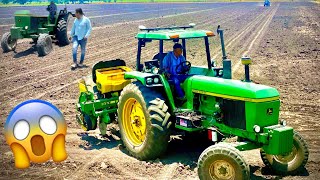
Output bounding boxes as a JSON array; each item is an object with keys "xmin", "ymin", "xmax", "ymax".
[
  {"xmin": 163, "ymin": 43, "xmax": 188, "ymax": 100},
  {"xmin": 70, "ymin": 8, "xmax": 92, "ymax": 69}
]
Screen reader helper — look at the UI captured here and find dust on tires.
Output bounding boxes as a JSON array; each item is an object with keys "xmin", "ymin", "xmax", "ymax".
[
  {"xmin": 260, "ymin": 131, "xmax": 309, "ymax": 175},
  {"xmin": 198, "ymin": 143, "xmax": 250, "ymax": 180},
  {"xmin": 117, "ymin": 82, "xmax": 172, "ymax": 160}
]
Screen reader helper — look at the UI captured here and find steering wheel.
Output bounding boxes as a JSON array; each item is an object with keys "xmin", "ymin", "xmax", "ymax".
[{"xmin": 176, "ymin": 61, "xmax": 191, "ymax": 74}]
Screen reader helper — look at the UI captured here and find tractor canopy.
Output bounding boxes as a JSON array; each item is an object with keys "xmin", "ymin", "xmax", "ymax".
[
  {"xmin": 14, "ymin": 10, "xmax": 32, "ymax": 16},
  {"xmin": 187, "ymin": 75, "xmax": 279, "ymax": 100},
  {"xmin": 136, "ymin": 29, "xmax": 214, "ymax": 40}
]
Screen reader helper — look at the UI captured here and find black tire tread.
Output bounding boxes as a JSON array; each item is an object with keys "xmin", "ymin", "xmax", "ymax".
[
  {"xmin": 56, "ymin": 17, "xmax": 70, "ymax": 46},
  {"xmin": 1, "ymin": 32, "xmax": 16, "ymax": 52},
  {"xmin": 37, "ymin": 34, "xmax": 52, "ymax": 56},
  {"xmin": 118, "ymin": 82, "xmax": 171, "ymax": 160},
  {"xmin": 198, "ymin": 143, "xmax": 250, "ymax": 180},
  {"xmin": 260, "ymin": 131, "xmax": 309, "ymax": 174}
]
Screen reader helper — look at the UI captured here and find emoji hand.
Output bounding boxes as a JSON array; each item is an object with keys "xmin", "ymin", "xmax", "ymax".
[
  {"xmin": 52, "ymin": 134, "xmax": 67, "ymax": 162},
  {"xmin": 11, "ymin": 143, "xmax": 30, "ymax": 169}
]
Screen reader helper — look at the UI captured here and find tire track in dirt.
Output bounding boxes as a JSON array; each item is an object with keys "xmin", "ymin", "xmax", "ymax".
[
  {"xmin": 211, "ymin": 5, "xmax": 276, "ymax": 62},
  {"xmin": 64, "ymin": 128, "xmax": 145, "ymax": 179},
  {"xmin": 232, "ymin": 4, "xmax": 279, "ymax": 77},
  {"xmin": 158, "ymin": 163, "xmax": 179, "ymax": 180}
]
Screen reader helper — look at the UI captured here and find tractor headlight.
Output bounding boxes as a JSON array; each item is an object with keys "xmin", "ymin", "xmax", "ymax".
[
  {"xmin": 146, "ymin": 78, "xmax": 153, "ymax": 85},
  {"xmin": 253, "ymin": 125, "xmax": 261, "ymax": 133},
  {"xmin": 280, "ymin": 120, "xmax": 287, "ymax": 126},
  {"xmin": 25, "ymin": 26, "xmax": 28, "ymax": 30},
  {"xmin": 154, "ymin": 77, "xmax": 159, "ymax": 84},
  {"xmin": 219, "ymin": 69, "xmax": 223, "ymax": 76},
  {"xmin": 151, "ymin": 67, "xmax": 159, "ymax": 74}
]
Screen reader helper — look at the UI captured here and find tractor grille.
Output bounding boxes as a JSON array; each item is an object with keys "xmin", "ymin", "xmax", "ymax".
[{"xmin": 222, "ymin": 99, "xmax": 246, "ymax": 130}]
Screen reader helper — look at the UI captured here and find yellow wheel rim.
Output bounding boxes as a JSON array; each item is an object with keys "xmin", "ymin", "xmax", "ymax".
[
  {"xmin": 122, "ymin": 98, "xmax": 147, "ymax": 146},
  {"xmin": 209, "ymin": 160, "xmax": 236, "ymax": 180}
]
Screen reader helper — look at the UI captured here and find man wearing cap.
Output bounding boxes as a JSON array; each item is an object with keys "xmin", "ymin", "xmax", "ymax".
[{"xmin": 163, "ymin": 43, "xmax": 188, "ymax": 100}]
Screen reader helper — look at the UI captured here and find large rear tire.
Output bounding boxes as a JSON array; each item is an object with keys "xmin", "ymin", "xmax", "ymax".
[
  {"xmin": 1, "ymin": 32, "xmax": 17, "ymax": 52},
  {"xmin": 198, "ymin": 143, "xmax": 250, "ymax": 180},
  {"xmin": 37, "ymin": 34, "xmax": 53, "ymax": 56},
  {"xmin": 260, "ymin": 131, "xmax": 309, "ymax": 174},
  {"xmin": 56, "ymin": 14, "xmax": 72, "ymax": 46},
  {"xmin": 118, "ymin": 82, "xmax": 172, "ymax": 160}
]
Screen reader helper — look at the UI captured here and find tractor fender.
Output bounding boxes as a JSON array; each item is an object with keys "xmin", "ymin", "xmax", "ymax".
[{"xmin": 124, "ymin": 71, "xmax": 176, "ymax": 111}]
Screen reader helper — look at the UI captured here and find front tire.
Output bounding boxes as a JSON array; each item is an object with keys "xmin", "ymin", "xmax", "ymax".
[
  {"xmin": 37, "ymin": 34, "xmax": 53, "ymax": 56},
  {"xmin": 260, "ymin": 131, "xmax": 309, "ymax": 174},
  {"xmin": 198, "ymin": 143, "xmax": 250, "ymax": 180},
  {"xmin": 1, "ymin": 32, "xmax": 17, "ymax": 52},
  {"xmin": 118, "ymin": 82, "xmax": 172, "ymax": 160}
]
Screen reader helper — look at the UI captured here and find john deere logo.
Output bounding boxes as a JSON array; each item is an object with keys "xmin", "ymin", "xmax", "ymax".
[{"xmin": 267, "ymin": 108, "xmax": 273, "ymax": 115}]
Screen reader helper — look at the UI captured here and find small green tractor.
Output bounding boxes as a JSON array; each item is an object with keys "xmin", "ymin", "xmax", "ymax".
[
  {"xmin": 1, "ymin": 7, "xmax": 74, "ymax": 56},
  {"xmin": 76, "ymin": 24, "xmax": 308, "ymax": 179}
]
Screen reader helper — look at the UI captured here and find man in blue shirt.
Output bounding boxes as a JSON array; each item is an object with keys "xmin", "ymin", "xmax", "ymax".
[
  {"xmin": 46, "ymin": 1, "xmax": 57, "ymax": 24},
  {"xmin": 163, "ymin": 43, "xmax": 188, "ymax": 100},
  {"xmin": 70, "ymin": 8, "xmax": 92, "ymax": 69}
]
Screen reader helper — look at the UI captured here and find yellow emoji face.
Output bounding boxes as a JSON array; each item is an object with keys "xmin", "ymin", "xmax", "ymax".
[{"xmin": 4, "ymin": 100, "xmax": 67, "ymax": 169}]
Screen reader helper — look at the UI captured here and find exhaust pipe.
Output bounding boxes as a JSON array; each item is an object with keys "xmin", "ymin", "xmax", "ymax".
[
  {"xmin": 241, "ymin": 56, "xmax": 252, "ymax": 82},
  {"xmin": 217, "ymin": 25, "xmax": 232, "ymax": 79}
]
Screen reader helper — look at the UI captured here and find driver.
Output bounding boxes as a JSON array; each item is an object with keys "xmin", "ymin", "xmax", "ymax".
[
  {"xmin": 163, "ymin": 43, "xmax": 188, "ymax": 100},
  {"xmin": 47, "ymin": 1, "xmax": 57, "ymax": 24}
]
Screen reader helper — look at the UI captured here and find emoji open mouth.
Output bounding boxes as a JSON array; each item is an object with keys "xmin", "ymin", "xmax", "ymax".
[{"xmin": 31, "ymin": 135, "xmax": 46, "ymax": 156}]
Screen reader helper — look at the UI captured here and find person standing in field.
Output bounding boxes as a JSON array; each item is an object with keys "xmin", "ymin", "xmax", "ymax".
[
  {"xmin": 46, "ymin": 1, "xmax": 57, "ymax": 24},
  {"xmin": 70, "ymin": 8, "xmax": 92, "ymax": 69}
]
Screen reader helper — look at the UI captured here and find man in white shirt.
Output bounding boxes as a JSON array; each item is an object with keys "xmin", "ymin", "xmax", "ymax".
[{"xmin": 70, "ymin": 8, "xmax": 92, "ymax": 69}]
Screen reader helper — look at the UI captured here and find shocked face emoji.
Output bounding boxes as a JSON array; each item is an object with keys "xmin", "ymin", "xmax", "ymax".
[{"xmin": 4, "ymin": 99, "xmax": 67, "ymax": 169}]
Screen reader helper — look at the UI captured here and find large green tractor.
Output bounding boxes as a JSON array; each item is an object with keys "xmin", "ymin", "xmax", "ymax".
[
  {"xmin": 76, "ymin": 24, "xmax": 308, "ymax": 179},
  {"xmin": 1, "ymin": 7, "xmax": 74, "ymax": 56}
]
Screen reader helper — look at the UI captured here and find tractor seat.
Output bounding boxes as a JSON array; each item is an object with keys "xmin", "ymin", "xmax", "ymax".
[{"xmin": 152, "ymin": 53, "xmax": 168, "ymax": 69}]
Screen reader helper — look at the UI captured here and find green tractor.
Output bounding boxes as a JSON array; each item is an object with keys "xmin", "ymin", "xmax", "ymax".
[
  {"xmin": 76, "ymin": 24, "xmax": 308, "ymax": 179},
  {"xmin": 1, "ymin": 7, "xmax": 74, "ymax": 56}
]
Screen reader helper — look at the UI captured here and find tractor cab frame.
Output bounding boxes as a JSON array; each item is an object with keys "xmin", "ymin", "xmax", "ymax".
[{"xmin": 135, "ymin": 24, "xmax": 228, "ymax": 79}]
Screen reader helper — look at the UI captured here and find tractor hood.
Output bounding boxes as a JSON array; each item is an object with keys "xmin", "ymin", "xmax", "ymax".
[{"xmin": 187, "ymin": 76, "xmax": 279, "ymax": 101}]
